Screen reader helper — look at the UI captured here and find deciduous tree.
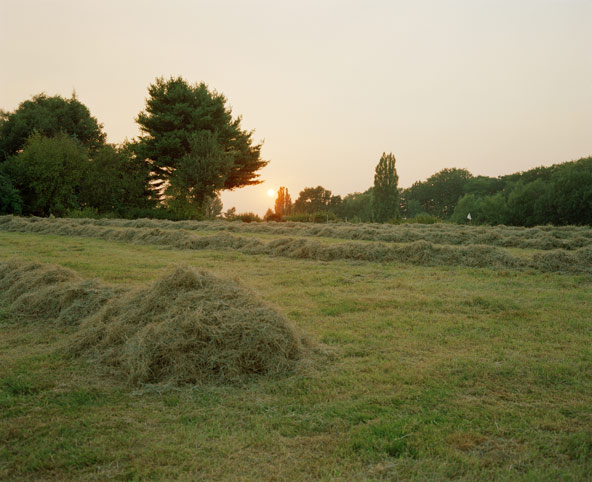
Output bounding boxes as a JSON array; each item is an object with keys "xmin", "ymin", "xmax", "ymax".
[
  {"xmin": 0, "ymin": 93, "xmax": 105, "ymax": 162},
  {"xmin": 4, "ymin": 133, "xmax": 88, "ymax": 216},
  {"xmin": 372, "ymin": 152, "xmax": 400, "ymax": 222},
  {"xmin": 274, "ymin": 186, "xmax": 292, "ymax": 217}
]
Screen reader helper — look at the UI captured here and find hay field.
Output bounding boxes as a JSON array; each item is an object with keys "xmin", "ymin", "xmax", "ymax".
[{"xmin": 1, "ymin": 216, "xmax": 591, "ymax": 480}]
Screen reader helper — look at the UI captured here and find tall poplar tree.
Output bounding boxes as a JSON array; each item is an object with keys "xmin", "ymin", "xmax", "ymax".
[
  {"xmin": 372, "ymin": 152, "xmax": 400, "ymax": 222},
  {"xmin": 274, "ymin": 186, "xmax": 292, "ymax": 217}
]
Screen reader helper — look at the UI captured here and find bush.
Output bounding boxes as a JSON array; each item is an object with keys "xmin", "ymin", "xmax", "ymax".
[
  {"xmin": 65, "ymin": 207, "xmax": 101, "ymax": 219},
  {"xmin": 236, "ymin": 212, "xmax": 261, "ymax": 223}
]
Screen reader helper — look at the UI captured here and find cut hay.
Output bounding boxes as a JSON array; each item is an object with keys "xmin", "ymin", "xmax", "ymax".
[
  {"xmin": 2, "ymin": 216, "xmax": 591, "ymax": 274},
  {"xmin": 70, "ymin": 265, "xmax": 310, "ymax": 385},
  {"xmin": 0, "ymin": 259, "xmax": 121, "ymax": 325}
]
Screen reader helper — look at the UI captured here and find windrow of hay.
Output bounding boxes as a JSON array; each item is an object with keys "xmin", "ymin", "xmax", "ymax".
[
  {"xmin": 0, "ymin": 259, "xmax": 311, "ymax": 385},
  {"xmin": 15, "ymin": 214, "xmax": 592, "ymax": 250},
  {"xmin": 0, "ymin": 259, "xmax": 121, "ymax": 325},
  {"xmin": 71, "ymin": 265, "xmax": 310, "ymax": 385},
  {"xmin": 2, "ymin": 216, "xmax": 591, "ymax": 274}
]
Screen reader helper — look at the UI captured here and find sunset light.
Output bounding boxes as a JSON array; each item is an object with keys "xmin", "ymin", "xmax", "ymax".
[{"xmin": 267, "ymin": 188, "xmax": 276, "ymax": 198}]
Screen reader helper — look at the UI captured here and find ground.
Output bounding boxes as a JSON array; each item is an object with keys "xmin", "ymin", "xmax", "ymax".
[{"xmin": 0, "ymin": 218, "xmax": 591, "ymax": 480}]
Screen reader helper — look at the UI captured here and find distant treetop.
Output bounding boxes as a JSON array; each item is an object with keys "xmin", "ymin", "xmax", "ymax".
[{"xmin": 0, "ymin": 93, "xmax": 106, "ymax": 162}]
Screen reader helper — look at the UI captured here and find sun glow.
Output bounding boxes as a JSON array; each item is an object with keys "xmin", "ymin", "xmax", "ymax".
[{"xmin": 267, "ymin": 188, "xmax": 276, "ymax": 198}]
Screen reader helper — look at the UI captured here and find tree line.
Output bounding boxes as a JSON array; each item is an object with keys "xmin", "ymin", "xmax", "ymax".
[
  {"xmin": 0, "ymin": 77, "xmax": 265, "ymax": 220},
  {"xmin": 1, "ymin": 77, "xmax": 590, "ymax": 226},
  {"xmin": 271, "ymin": 157, "xmax": 592, "ymax": 226}
]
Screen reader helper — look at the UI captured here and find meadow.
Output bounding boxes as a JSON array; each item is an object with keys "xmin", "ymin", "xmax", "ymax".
[{"xmin": 0, "ymin": 216, "xmax": 591, "ymax": 480}]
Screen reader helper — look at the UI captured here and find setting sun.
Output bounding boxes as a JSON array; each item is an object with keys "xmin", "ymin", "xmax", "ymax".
[{"xmin": 267, "ymin": 188, "xmax": 276, "ymax": 198}]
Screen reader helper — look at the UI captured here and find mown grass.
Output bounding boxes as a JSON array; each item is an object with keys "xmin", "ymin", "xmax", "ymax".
[{"xmin": 1, "ymin": 229, "xmax": 591, "ymax": 480}]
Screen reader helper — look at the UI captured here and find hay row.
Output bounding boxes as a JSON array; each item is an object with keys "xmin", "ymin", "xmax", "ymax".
[
  {"xmin": 2, "ymin": 216, "xmax": 591, "ymax": 274},
  {"xmin": 0, "ymin": 259, "xmax": 121, "ymax": 325},
  {"xmin": 7, "ymin": 215, "xmax": 589, "ymax": 250},
  {"xmin": 0, "ymin": 260, "xmax": 309, "ymax": 385}
]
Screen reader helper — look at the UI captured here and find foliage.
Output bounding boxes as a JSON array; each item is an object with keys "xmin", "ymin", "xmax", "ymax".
[
  {"xmin": 3, "ymin": 133, "xmax": 88, "ymax": 216},
  {"xmin": 236, "ymin": 212, "xmax": 261, "ymax": 223},
  {"xmin": 165, "ymin": 131, "xmax": 233, "ymax": 217},
  {"xmin": 552, "ymin": 157, "xmax": 592, "ymax": 225},
  {"xmin": 399, "ymin": 213, "xmax": 441, "ymax": 224},
  {"xmin": 337, "ymin": 189, "xmax": 373, "ymax": 222},
  {"xmin": 0, "ymin": 93, "xmax": 105, "ymax": 162},
  {"xmin": 203, "ymin": 194, "xmax": 223, "ymax": 219},
  {"xmin": 404, "ymin": 168, "xmax": 473, "ymax": 219},
  {"xmin": 264, "ymin": 208, "xmax": 282, "ymax": 222},
  {"xmin": 372, "ymin": 152, "xmax": 400, "ymax": 222},
  {"xmin": 450, "ymin": 157, "xmax": 592, "ymax": 226},
  {"xmin": 135, "ymin": 76, "xmax": 267, "ymax": 198},
  {"xmin": 223, "ymin": 207, "xmax": 237, "ymax": 220},
  {"xmin": 274, "ymin": 186, "xmax": 292, "ymax": 217},
  {"xmin": 402, "ymin": 199, "xmax": 426, "ymax": 219},
  {"xmin": 462, "ymin": 175, "xmax": 504, "ymax": 197},
  {"xmin": 293, "ymin": 186, "xmax": 341, "ymax": 214},
  {"xmin": 81, "ymin": 143, "xmax": 152, "ymax": 216},
  {"xmin": 0, "ymin": 170, "xmax": 22, "ymax": 214}
]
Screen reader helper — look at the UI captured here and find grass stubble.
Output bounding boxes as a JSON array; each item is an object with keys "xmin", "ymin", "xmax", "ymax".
[{"xmin": 0, "ymin": 219, "xmax": 591, "ymax": 480}]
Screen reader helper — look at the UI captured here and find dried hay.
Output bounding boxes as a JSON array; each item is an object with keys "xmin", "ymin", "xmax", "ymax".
[
  {"xmin": 0, "ymin": 259, "xmax": 121, "ymax": 325},
  {"xmin": 2, "ymin": 216, "xmax": 591, "ymax": 274},
  {"xmin": 70, "ymin": 265, "xmax": 310, "ymax": 385},
  {"xmin": 532, "ymin": 247, "xmax": 592, "ymax": 274},
  {"xmin": 0, "ymin": 258, "xmax": 312, "ymax": 385}
]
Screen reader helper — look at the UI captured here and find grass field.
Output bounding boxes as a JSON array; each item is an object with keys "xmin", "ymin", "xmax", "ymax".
[{"xmin": 1, "ymin": 217, "xmax": 591, "ymax": 480}]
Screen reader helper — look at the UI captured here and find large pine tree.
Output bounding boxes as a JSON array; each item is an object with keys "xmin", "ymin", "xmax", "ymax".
[{"xmin": 135, "ymin": 77, "xmax": 268, "ymax": 202}]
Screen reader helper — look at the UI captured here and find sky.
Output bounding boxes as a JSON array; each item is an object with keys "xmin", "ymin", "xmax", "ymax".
[{"xmin": 1, "ymin": 0, "xmax": 591, "ymax": 215}]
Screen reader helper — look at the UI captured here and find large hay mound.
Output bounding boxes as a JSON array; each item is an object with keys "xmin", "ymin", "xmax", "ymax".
[
  {"xmin": 0, "ymin": 260, "xmax": 121, "ymax": 325},
  {"xmin": 71, "ymin": 265, "xmax": 309, "ymax": 385}
]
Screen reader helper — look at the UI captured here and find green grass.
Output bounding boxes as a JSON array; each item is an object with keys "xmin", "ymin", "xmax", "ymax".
[{"xmin": 0, "ymin": 229, "xmax": 591, "ymax": 480}]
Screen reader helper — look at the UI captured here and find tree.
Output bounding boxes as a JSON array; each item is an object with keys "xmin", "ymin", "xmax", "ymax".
[
  {"xmin": 0, "ymin": 93, "xmax": 105, "ymax": 162},
  {"xmin": 80, "ymin": 143, "xmax": 152, "ymax": 215},
  {"xmin": 293, "ymin": 186, "xmax": 340, "ymax": 214},
  {"xmin": 551, "ymin": 157, "xmax": 592, "ymax": 225},
  {"xmin": 274, "ymin": 186, "xmax": 292, "ymax": 217},
  {"xmin": 165, "ymin": 131, "xmax": 234, "ymax": 217},
  {"xmin": 337, "ymin": 188, "xmax": 373, "ymax": 222},
  {"xmin": 134, "ymin": 76, "xmax": 267, "ymax": 201},
  {"xmin": 0, "ymin": 169, "xmax": 22, "ymax": 214},
  {"xmin": 264, "ymin": 208, "xmax": 281, "ymax": 222},
  {"xmin": 203, "ymin": 194, "xmax": 223, "ymax": 219},
  {"xmin": 372, "ymin": 152, "xmax": 400, "ymax": 222},
  {"xmin": 404, "ymin": 168, "xmax": 473, "ymax": 219},
  {"xmin": 4, "ymin": 133, "xmax": 88, "ymax": 216}
]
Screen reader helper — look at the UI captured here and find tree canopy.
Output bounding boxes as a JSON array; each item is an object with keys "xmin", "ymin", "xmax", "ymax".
[
  {"xmin": 274, "ymin": 187, "xmax": 292, "ymax": 217},
  {"xmin": 3, "ymin": 133, "xmax": 88, "ymax": 216},
  {"xmin": 403, "ymin": 168, "xmax": 472, "ymax": 219},
  {"xmin": 293, "ymin": 186, "xmax": 340, "ymax": 214},
  {"xmin": 372, "ymin": 152, "xmax": 400, "ymax": 222},
  {"xmin": 134, "ymin": 77, "xmax": 267, "ymax": 201},
  {"xmin": 0, "ymin": 93, "xmax": 105, "ymax": 162}
]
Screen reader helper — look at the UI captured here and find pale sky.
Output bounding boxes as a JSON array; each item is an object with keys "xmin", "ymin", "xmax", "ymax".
[{"xmin": 1, "ymin": 0, "xmax": 591, "ymax": 215}]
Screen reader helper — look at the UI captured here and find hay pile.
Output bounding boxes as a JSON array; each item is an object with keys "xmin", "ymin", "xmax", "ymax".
[
  {"xmin": 70, "ymin": 265, "xmax": 309, "ymax": 385},
  {"xmin": 0, "ymin": 259, "xmax": 120, "ymax": 325},
  {"xmin": 0, "ymin": 260, "xmax": 310, "ymax": 385}
]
